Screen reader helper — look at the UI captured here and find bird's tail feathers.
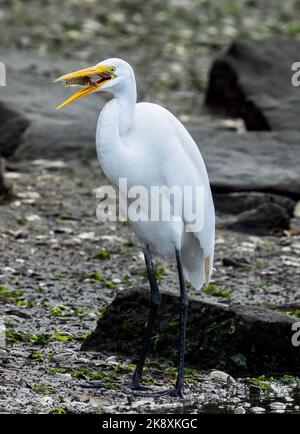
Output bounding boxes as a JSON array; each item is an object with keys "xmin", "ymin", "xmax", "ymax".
[
  {"xmin": 181, "ymin": 237, "xmax": 214, "ymax": 291},
  {"xmin": 204, "ymin": 254, "xmax": 214, "ymax": 288}
]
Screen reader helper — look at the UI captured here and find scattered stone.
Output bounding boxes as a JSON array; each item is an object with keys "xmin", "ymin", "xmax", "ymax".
[
  {"xmin": 60, "ymin": 237, "xmax": 82, "ymax": 247},
  {"xmin": 17, "ymin": 191, "xmax": 40, "ymax": 201},
  {"xmin": 270, "ymin": 402, "xmax": 286, "ymax": 411},
  {"xmin": 89, "ymin": 396, "xmax": 113, "ymax": 407},
  {"xmin": 209, "ymin": 370, "xmax": 236, "ymax": 386},
  {"xmin": 52, "ymin": 373, "xmax": 72, "ymax": 381},
  {"xmin": 234, "ymin": 406, "xmax": 246, "ymax": 414},
  {"xmin": 285, "ymin": 396, "xmax": 294, "ymax": 402},
  {"xmin": 25, "ymin": 214, "xmax": 41, "ymax": 223},
  {"xmin": 5, "ymin": 309, "xmax": 31, "ymax": 319},
  {"xmin": 222, "ymin": 258, "xmax": 249, "ymax": 268},
  {"xmin": 294, "ymin": 202, "xmax": 300, "ymax": 218},
  {"xmin": 54, "ymin": 226, "xmax": 74, "ymax": 234},
  {"xmin": 251, "ymin": 406, "xmax": 266, "ymax": 413},
  {"xmin": 32, "ymin": 160, "xmax": 67, "ymax": 170},
  {"xmin": 78, "ymin": 232, "xmax": 96, "ymax": 240}
]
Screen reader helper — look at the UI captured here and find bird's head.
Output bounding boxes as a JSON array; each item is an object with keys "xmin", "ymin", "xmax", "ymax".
[{"xmin": 55, "ymin": 58, "xmax": 134, "ymax": 110}]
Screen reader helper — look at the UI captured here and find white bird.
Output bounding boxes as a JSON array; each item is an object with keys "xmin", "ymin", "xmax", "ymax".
[{"xmin": 56, "ymin": 58, "xmax": 215, "ymax": 397}]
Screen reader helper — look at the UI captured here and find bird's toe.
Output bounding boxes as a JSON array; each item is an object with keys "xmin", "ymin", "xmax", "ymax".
[
  {"xmin": 127, "ymin": 382, "xmax": 152, "ymax": 391},
  {"xmin": 154, "ymin": 386, "xmax": 185, "ymax": 399}
]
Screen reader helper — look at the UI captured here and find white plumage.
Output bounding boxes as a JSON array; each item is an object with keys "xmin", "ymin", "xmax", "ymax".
[
  {"xmin": 56, "ymin": 57, "xmax": 215, "ymax": 396},
  {"xmin": 94, "ymin": 59, "xmax": 215, "ymax": 290}
]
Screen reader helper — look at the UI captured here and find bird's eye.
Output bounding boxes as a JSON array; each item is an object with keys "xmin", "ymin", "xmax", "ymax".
[{"xmin": 109, "ymin": 66, "xmax": 116, "ymax": 74}]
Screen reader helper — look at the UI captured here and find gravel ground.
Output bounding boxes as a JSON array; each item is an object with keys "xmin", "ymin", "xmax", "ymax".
[
  {"xmin": 1, "ymin": 0, "xmax": 300, "ymax": 415},
  {"xmin": 0, "ymin": 159, "xmax": 300, "ymax": 414}
]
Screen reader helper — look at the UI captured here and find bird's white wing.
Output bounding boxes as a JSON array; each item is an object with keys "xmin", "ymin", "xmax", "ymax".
[
  {"xmin": 127, "ymin": 103, "xmax": 215, "ymax": 289},
  {"xmin": 162, "ymin": 106, "xmax": 215, "ymax": 288}
]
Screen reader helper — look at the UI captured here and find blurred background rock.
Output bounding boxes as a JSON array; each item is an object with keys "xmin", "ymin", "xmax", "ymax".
[{"xmin": 0, "ymin": 0, "xmax": 299, "ymax": 110}]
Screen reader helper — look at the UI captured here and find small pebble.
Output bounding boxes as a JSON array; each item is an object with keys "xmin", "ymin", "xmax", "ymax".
[
  {"xmin": 270, "ymin": 402, "xmax": 286, "ymax": 410},
  {"xmin": 209, "ymin": 370, "xmax": 236, "ymax": 386},
  {"xmin": 234, "ymin": 406, "xmax": 245, "ymax": 414},
  {"xmin": 251, "ymin": 406, "xmax": 266, "ymax": 413},
  {"xmin": 285, "ymin": 396, "xmax": 294, "ymax": 402},
  {"xmin": 53, "ymin": 373, "xmax": 72, "ymax": 381}
]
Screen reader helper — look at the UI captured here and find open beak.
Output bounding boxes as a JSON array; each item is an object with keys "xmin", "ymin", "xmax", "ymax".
[{"xmin": 55, "ymin": 65, "xmax": 114, "ymax": 109}]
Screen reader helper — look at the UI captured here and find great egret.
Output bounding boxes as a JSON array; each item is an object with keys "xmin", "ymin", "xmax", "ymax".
[{"xmin": 56, "ymin": 58, "xmax": 215, "ymax": 397}]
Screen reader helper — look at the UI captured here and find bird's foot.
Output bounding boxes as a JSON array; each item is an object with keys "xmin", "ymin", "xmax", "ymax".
[
  {"xmin": 154, "ymin": 385, "xmax": 185, "ymax": 399},
  {"xmin": 127, "ymin": 372, "xmax": 153, "ymax": 391},
  {"xmin": 127, "ymin": 381, "xmax": 152, "ymax": 391}
]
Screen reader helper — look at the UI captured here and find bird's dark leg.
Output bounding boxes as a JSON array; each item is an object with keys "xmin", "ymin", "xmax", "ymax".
[
  {"xmin": 152, "ymin": 247, "xmax": 188, "ymax": 398},
  {"xmin": 174, "ymin": 247, "xmax": 188, "ymax": 398},
  {"xmin": 129, "ymin": 244, "xmax": 161, "ymax": 391}
]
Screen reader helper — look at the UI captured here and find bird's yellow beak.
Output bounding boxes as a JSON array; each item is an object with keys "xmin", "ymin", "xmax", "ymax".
[{"xmin": 55, "ymin": 64, "xmax": 115, "ymax": 109}]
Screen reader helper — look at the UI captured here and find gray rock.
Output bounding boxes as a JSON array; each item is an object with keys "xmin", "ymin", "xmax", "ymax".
[
  {"xmin": 82, "ymin": 288, "xmax": 300, "ymax": 376},
  {"xmin": 224, "ymin": 203, "xmax": 290, "ymax": 235},
  {"xmin": 0, "ymin": 101, "xmax": 29, "ymax": 158},
  {"xmin": 234, "ymin": 406, "xmax": 246, "ymax": 414},
  {"xmin": 270, "ymin": 402, "xmax": 286, "ymax": 411},
  {"xmin": 214, "ymin": 192, "xmax": 295, "ymax": 216},
  {"xmin": 209, "ymin": 370, "xmax": 236, "ymax": 386},
  {"xmin": 242, "ymin": 96, "xmax": 300, "ymax": 132},
  {"xmin": 222, "ymin": 258, "xmax": 249, "ymax": 268},
  {"xmin": 251, "ymin": 406, "xmax": 266, "ymax": 413},
  {"xmin": 0, "ymin": 158, "xmax": 12, "ymax": 199},
  {"xmin": 205, "ymin": 38, "xmax": 300, "ymax": 118},
  {"xmin": 0, "ymin": 51, "xmax": 102, "ymax": 160},
  {"xmin": 0, "ymin": 101, "xmax": 29, "ymax": 198},
  {"xmin": 189, "ymin": 128, "xmax": 300, "ymax": 197}
]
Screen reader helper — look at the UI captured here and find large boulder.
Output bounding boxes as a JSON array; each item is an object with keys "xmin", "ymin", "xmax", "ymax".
[
  {"xmin": 205, "ymin": 38, "xmax": 300, "ymax": 122},
  {"xmin": 214, "ymin": 192, "xmax": 295, "ymax": 235},
  {"xmin": 189, "ymin": 128, "xmax": 300, "ymax": 198},
  {"xmin": 223, "ymin": 202, "xmax": 291, "ymax": 235},
  {"xmin": 0, "ymin": 51, "xmax": 101, "ymax": 160},
  {"xmin": 82, "ymin": 288, "xmax": 300, "ymax": 376},
  {"xmin": 213, "ymin": 191, "xmax": 295, "ymax": 216}
]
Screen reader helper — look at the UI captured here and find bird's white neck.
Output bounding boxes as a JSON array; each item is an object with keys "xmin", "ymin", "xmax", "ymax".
[
  {"xmin": 114, "ymin": 84, "xmax": 137, "ymax": 134},
  {"xmin": 96, "ymin": 75, "xmax": 137, "ymax": 184}
]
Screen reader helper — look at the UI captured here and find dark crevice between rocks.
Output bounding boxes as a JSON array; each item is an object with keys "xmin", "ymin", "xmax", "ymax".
[
  {"xmin": 205, "ymin": 38, "xmax": 300, "ymax": 130},
  {"xmin": 205, "ymin": 58, "xmax": 246, "ymax": 117},
  {"xmin": 82, "ymin": 288, "xmax": 300, "ymax": 377},
  {"xmin": 241, "ymin": 99, "xmax": 271, "ymax": 131}
]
